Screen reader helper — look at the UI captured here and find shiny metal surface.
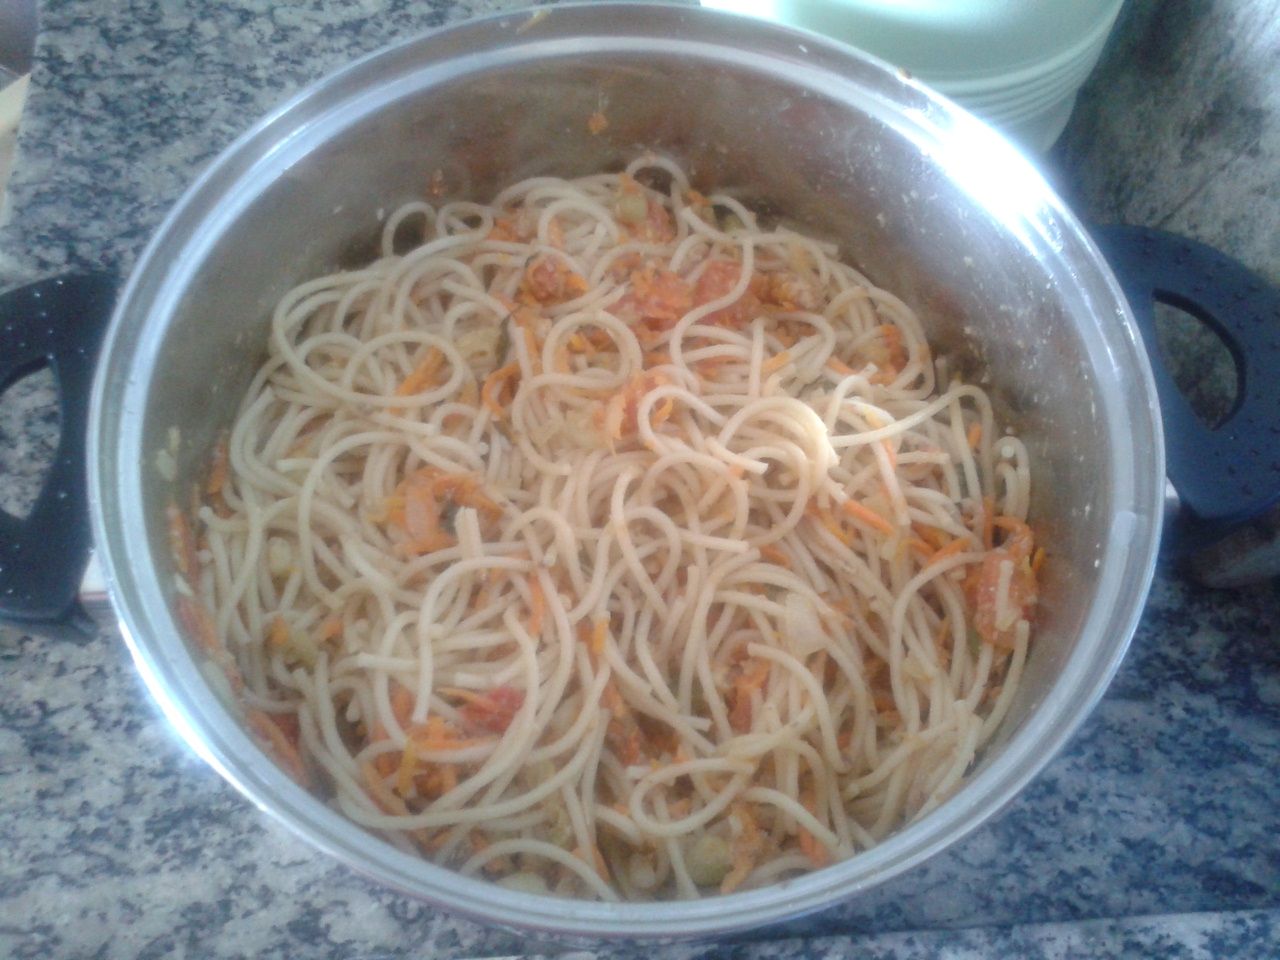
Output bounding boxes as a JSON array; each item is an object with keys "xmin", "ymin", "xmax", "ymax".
[
  {"xmin": 77, "ymin": 552, "xmax": 114, "ymax": 628},
  {"xmin": 86, "ymin": 2, "xmax": 1164, "ymax": 939}
]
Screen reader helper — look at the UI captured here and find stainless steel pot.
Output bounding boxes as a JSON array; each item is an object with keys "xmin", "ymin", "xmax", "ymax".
[{"xmin": 0, "ymin": 0, "xmax": 1226, "ymax": 940}]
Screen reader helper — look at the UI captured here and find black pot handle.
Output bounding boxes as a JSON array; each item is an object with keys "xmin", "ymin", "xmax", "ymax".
[
  {"xmin": 0, "ymin": 274, "xmax": 118, "ymax": 640},
  {"xmin": 1093, "ymin": 225, "xmax": 1280, "ymax": 557}
]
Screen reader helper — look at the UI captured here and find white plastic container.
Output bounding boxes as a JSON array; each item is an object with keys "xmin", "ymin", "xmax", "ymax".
[{"xmin": 700, "ymin": 0, "xmax": 1125, "ymax": 151}]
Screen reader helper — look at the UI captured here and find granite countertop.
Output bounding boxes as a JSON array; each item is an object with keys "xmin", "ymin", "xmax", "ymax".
[{"xmin": 1, "ymin": 1, "xmax": 1278, "ymax": 958}]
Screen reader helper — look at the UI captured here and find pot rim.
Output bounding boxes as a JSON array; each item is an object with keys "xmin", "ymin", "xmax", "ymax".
[{"xmin": 86, "ymin": 1, "xmax": 1164, "ymax": 939}]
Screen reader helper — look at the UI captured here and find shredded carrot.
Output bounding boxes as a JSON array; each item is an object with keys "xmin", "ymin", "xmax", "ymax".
[
  {"xmin": 797, "ymin": 818, "xmax": 830, "ymax": 867},
  {"xmin": 205, "ymin": 432, "xmax": 230, "ymax": 497},
  {"xmin": 457, "ymin": 377, "xmax": 479, "ymax": 408},
  {"xmin": 391, "ymin": 476, "xmax": 457, "ymax": 556},
  {"xmin": 812, "ymin": 504, "xmax": 854, "ymax": 546},
  {"xmin": 721, "ymin": 803, "xmax": 763, "ymax": 894},
  {"xmin": 481, "ymin": 362, "xmax": 521, "ymax": 418},
  {"xmin": 813, "ymin": 650, "xmax": 832, "ymax": 687},
  {"xmin": 362, "ymin": 761, "xmax": 411, "ymax": 815},
  {"xmin": 379, "ymin": 467, "xmax": 506, "ymax": 553},
  {"xmin": 268, "ymin": 615, "xmax": 290, "ymax": 648},
  {"xmin": 175, "ymin": 596, "xmax": 240, "ymax": 692},
  {"xmin": 761, "ymin": 350, "xmax": 791, "ymax": 376},
  {"xmin": 439, "ymin": 764, "xmax": 459, "ymax": 795},
  {"xmin": 822, "ymin": 594, "xmax": 854, "ymax": 621},
  {"xmin": 758, "ymin": 543, "xmax": 791, "ymax": 568},
  {"xmin": 590, "ymin": 843, "xmax": 608, "ymax": 878},
  {"xmin": 487, "ymin": 216, "xmax": 521, "ymax": 244},
  {"xmin": 428, "ymin": 470, "xmax": 503, "ymax": 516},
  {"xmin": 452, "ymin": 685, "xmax": 525, "ymax": 734},
  {"xmin": 471, "ymin": 577, "xmax": 492, "ymax": 614},
  {"xmin": 414, "ymin": 732, "xmax": 488, "ymax": 757},
  {"xmin": 840, "ymin": 498, "xmax": 895, "ymax": 536},
  {"xmin": 404, "ymin": 480, "xmax": 440, "ymax": 537},
  {"xmin": 436, "ymin": 686, "xmax": 485, "ymax": 706},
  {"xmin": 368, "ymin": 728, "xmax": 396, "ymax": 778},
  {"xmin": 601, "ymin": 370, "xmax": 671, "ymax": 440},
  {"xmin": 693, "ymin": 259, "xmax": 759, "ymax": 328},
  {"xmin": 519, "ymin": 254, "xmax": 589, "ymax": 305},
  {"xmin": 907, "ymin": 537, "xmax": 933, "ymax": 559},
  {"xmin": 1032, "ymin": 546, "xmax": 1046, "ymax": 574},
  {"xmin": 695, "ymin": 355, "xmax": 731, "ymax": 378},
  {"xmin": 927, "ymin": 537, "xmax": 971, "ymax": 566},
  {"xmin": 935, "ymin": 615, "xmax": 952, "ymax": 644},
  {"xmin": 521, "ymin": 326, "xmax": 541, "ymax": 374},
  {"xmin": 393, "ymin": 346, "xmax": 445, "ymax": 398},
  {"xmin": 600, "ymin": 678, "xmax": 625, "ymax": 718},
  {"xmin": 426, "ymin": 168, "xmax": 446, "ymax": 199},
  {"xmin": 729, "ymin": 659, "xmax": 770, "ymax": 733},
  {"xmin": 174, "ymin": 597, "xmax": 213, "ymax": 655},
  {"xmin": 756, "ymin": 272, "xmax": 814, "ymax": 311},
  {"xmin": 600, "ymin": 676, "xmax": 651, "ymax": 764},
  {"xmin": 825, "ymin": 356, "xmax": 856, "ymax": 376},
  {"xmin": 166, "ymin": 504, "xmax": 200, "ymax": 584},
  {"xmin": 390, "ymin": 682, "xmax": 416, "ymax": 728},
  {"xmin": 590, "ymin": 618, "xmax": 608, "ymax": 658},
  {"xmin": 395, "ymin": 734, "xmax": 420, "ymax": 797},
  {"xmin": 546, "ymin": 216, "xmax": 565, "ymax": 250},
  {"xmin": 627, "ymin": 267, "xmax": 693, "ymax": 332},
  {"xmin": 934, "ymin": 614, "xmax": 953, "ymax": 669},
  {"xmin": 824, "ymin": 513, "xmax": 854, "ymax": 546},
  {"xmin": 992, "ymin": 515, "xmax": 1035, "ymax": 558},
  {"xmin": 797, "ymin": 789, "xmax": 830, "ymax": 867},
  {"xmin": 409, "ymin": 714, "xmax": 492, "ymax": 752},
  {"xmin": 413, "ymin": 765, "xmax": 446, "ymax": 799},
  {"xmin": 981, "ymin": 496, "xmax": 995, "ymax": 550},
  {"xmin": 967, "ymin": 421, "xmax": 982, "ymax": 450},
  {"xmin": 970, "ymin": 517, "xmax": 1038, "ymax": 649},
  {"xmin": 392, "ymin": 531, "xmax": 454, "ymax": 557},
  {"xmin": 618, "ymin": 179, "xmax": 676, "ymax": 244},
  {"xmin": 551, "ymin": 343, "xmax": 572, "ymax": 375},
  {"xmin": 412, "ymin": 828, "xmax": 448, "ymax": 854},
  {"xmin": 411, "ymin": 732, "xmax": 491, "ymax": 753},
  {"xmin": 367, "ymin": 495, "xmax": 400, "ymax": 526},
  {"xmin": 247, "ymin": 709, "xmax": 309, "ymax": 788},
  {"xmin": 573, "ymin": 843, "xmax": 609, "ymax": 881},
  {"xmin": 837, "ymin": 722, "xmax": 855, "ymax": 751},
  {"xmin": 526, "ymin": 574, "xmax": 546, "ymax": 636},
  {"xmin": 773, "ymin": 326, "xmax": 799, "ymax": 348},
  {"xmin": 319, "ymin": 615, "xmax": 344, "ymax": 642},
  {"xmin": 867, "ymin": 324, "xmax": 908, "ymax": 384},
  {"xmin": 581, "ymin": 326, "xmax": 612, "ymax": 352},
  {"xmin": 604, "ymin": 708, "xmax": 647, "ymax": 766},
  {"xmin": 886, "ymin": 329, "xmax": 906, "ymax": 369},
  {"xmin": 362, "ymin": 763, "xmax": 442, "ymax": 851},
  {"xmin": 913, "ymin": 523, "xmax": 950, "ymax": 550},
  {"xmin": 587, "ymin": 111, "xmax": 608, "ymax": 135},
  {"xmin": 651, "ymin": 395, "xmax": 675, "ymax": 429}
]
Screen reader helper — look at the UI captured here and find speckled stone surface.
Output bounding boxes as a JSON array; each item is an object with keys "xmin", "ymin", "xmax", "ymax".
[
  {"xmin": 2, "ymin": 1, "xmax": 1279, "ymax": 958},
  {"xmin": 1052, "ymin": 0, "xmax": 1280, "ymax": 428}
]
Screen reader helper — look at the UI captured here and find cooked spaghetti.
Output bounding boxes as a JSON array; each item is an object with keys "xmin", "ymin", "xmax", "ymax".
[{"xmin": 171, "ymin": 156, "xmax": 1039, "ymax": 900}]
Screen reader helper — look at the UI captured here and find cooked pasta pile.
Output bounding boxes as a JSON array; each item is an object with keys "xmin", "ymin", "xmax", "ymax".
[{"xmin": 170, "ymin": 156, "xmax": 1039, "ymax": 900}]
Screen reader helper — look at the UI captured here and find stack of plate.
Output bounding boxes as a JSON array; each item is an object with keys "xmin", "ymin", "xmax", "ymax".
[{"xmin": 700, "ymin": 0, "xmax": 1125, "ymax": 152}]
